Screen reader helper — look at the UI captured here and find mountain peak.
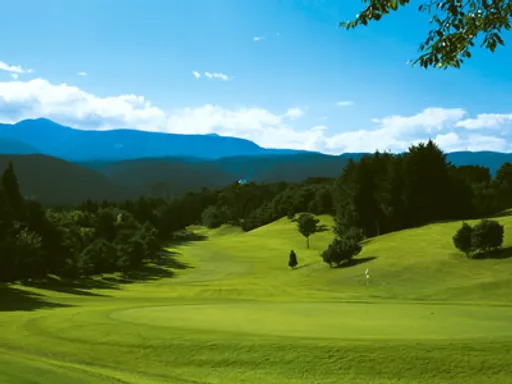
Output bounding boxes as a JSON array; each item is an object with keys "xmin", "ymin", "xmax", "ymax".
[{"xmin": 0, "ymin": 118, "xmax": 296, "ymax": 161}]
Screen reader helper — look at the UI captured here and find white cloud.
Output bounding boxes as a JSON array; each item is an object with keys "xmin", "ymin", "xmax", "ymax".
[
  {"xmin": 11, "ymin": 74, "xmax": 19, "ymax": 80},
  {"xmin": 433, "ymin": 132, "xmax": 464, "ymax": 152},
  {"xmin": 0, "ymin": 60, "xmax": 33, "ymax": 75},
  {"xmin": 204, "ymin": 72, "xmax": 230, "ymax": 81},
  {"xmin": 337, "ymin": 100, "xmax": 353, "ymax": 107},
  {"xmin": 253, "ymin": 36, "xmax": 265, "ymax": 41},
  {"xmin": 467, "ymin": 134, "xmax": 509, "ymax": 151},
  {"xmin": 455, "ymin": 113, "xmax": 512, "ymax": 129},
  {"xmin": 324, "ymin": 107, "xmax": 468, "ymax": 153},
  {"xmin": 372, "ymin": 107, "xmax": 466, "ymax": 135},
  {"xmin": 284, "ymin": 107, "xmax": 304, "ymax": 119},
  {"xmin": 0, "ymin": 78, "xmax": 166, "ymax": 130},
  {"xmin": 193, "ymin": 71, "xmax": 232, "ymax": 81},
  {"xmin": 0, "ymin": 77, "xmax": 511, "ymax": 154},
  {"xmin": 77, "ymin": 71, "xmax": 87, "ymax": 77}
]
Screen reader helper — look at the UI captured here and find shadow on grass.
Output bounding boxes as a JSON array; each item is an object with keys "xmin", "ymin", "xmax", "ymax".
[
  {"xmin": 316, "ymin": 224, "xmax": 330, "ymax": 233},
  {"xmin": 0, "ymin": 284, "xmax": 73, "ymax": 312},
  {"xmin": 472, "ymin": 246, "xmax": 512, "ymax": 260},
  {"xmin": 487, "ymin": 209, "xmax": 512, "ymax": 219},
  {"xmin": 24, "ymin": 276, "xmax": 115, "ymax": 297},
  {"xmin": 294, "ymin": 262, "xmax": 314, "ymax": 270},
  {"xmin": 104, "ymin": 248, "xmax": 194, "ymax": 285},
  {"xmin": 334, "ymin": 256, "xmax": 378, "ymax": 268},
  {"xmin": 169, "ymin": 230, "xmax": 208, "ymax": 247},
  {"xmin": 22, "ymin": 248, "xmax": 194, "ymax": 295}
]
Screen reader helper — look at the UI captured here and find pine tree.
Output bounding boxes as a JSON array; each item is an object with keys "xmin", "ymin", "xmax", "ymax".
[
  {"xmin": 288, "ymin": 250, "xmax": 298, "ymax": 269},
  {"xmin": 1, "ymin": 161, "xmax": 25, "ymax": 219}
]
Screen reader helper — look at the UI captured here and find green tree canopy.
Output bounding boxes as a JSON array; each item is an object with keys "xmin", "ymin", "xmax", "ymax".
[
  {"xmin": 297, "ymin": 213, "xmax": 320, "ymax": 249},
  {"xmin": 340, "ymin": 0, "xmax": 512, "ymax": 69}
]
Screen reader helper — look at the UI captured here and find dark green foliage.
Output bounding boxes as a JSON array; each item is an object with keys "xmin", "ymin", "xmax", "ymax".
[
  {"xmin": 471, "ymin": 220, "xmax": 504, "ymax": 253},
  {"xmin": 322, "ymin": 228, "xmax": 363, "ymax": 268},
  {"xmin": 201, "ymin": 205, "xmax": 224, "ymax": 229},
  {"xmin": 0, "ymin": 162, "xmax": 170, "ymax": 283},
  {"xmin": 453, "ymin": 222, "xmax": 474, "ymax": 257},
  {"xmin": 297, "ymin": 213, "xmax": 320, "ymax": 249},
  {"xmin": 332, "ymin": 140, "xmax": 506, "ymax": 240},
  {"xmin": 340, "ymin": 0, "xmax": 512, "ymax": 69},
  {"xmin": 3, "ymin": 137, "xmax": 512, "ymax": 283},
  {"xmin": 453, "ymin": 220, "xmax": 504, "ymax": 258},
  {"xmin": 288, "ymin": 250, "xmax": 298, "ymax": 269}
]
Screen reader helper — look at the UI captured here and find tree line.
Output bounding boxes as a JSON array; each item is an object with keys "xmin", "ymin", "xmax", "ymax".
[
  {"xmin": 2, "ymin": 139, "xmax": 512, "ymax": 283},
  {"xmin": 334, "ymin": 140, "xmax": 512, "ymax": 238}
]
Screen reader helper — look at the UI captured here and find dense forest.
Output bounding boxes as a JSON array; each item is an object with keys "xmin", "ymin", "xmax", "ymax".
[{"xmin": 2, "ymin": 140, "xmax": 512, "ymax": 283}]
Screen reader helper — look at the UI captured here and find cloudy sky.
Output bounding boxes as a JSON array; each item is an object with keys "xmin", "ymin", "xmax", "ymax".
[{"xmin": 1, "ymin": 0, "xmax": 512, "ymax": 154}]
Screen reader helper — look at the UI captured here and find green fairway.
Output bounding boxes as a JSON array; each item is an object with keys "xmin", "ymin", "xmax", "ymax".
[{"xmin": 1, "ymin": 214, "xmax": 512, "ymax": 383}]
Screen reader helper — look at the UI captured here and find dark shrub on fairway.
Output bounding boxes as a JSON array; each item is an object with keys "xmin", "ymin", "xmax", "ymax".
[
  {"xmin": 453, "ymin": 222, "xmax": 474, "ymax": 257},
  {"xmin": 453, "ymin": 219, "xmax": 504, "ymax": 258},
  {"xmin": 288, "ymin": 250, "xmax": 298, "ymax": 269},
  {"xmin": 322, "ymin": 227, "xmax": 363, "ymax": 267},
  {"xmin": 471, "ymin": 220, "xmax": 504, "ymax": 253}
]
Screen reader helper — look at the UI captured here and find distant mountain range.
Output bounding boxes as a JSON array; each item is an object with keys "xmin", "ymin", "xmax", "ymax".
[
  {"xmin": 0, "ymin": 118, "xmax": 305, "ymax": 161},
  {"xmin": 0, "ymin": 118, "xmax": 511, "ymax": 206}
]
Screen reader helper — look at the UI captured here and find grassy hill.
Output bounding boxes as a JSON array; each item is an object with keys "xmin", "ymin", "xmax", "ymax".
[{"xmin": 1, "ymin": 213, "xmax": 512, "ymax": 383}]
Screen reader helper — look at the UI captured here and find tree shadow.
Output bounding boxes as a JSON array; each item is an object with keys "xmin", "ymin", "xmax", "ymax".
[
  {"xmin": 105, "ymin": 249, "xmax": 193, "ymax": 284},
  {"xmin": 156, "ymin": 250, "xmax": 193, "ymax": 270},
  {"xmin": 316, "ymin": 224, "xmax": 330, "ymax": 233},
  {"xmin": 487, "ymin": 209, "xmax": 512, "ymax": 219},
  {"xmin": 21, "ymin": 248, "xmax": 193, "ymax": 292},
  {"xmin": 23, "ymin": 276, "xmax": 115, "ymax": 297},
  {"xmin": 169, "ymin": 230, "xmax": 208, "ymax": 246},
  {"xmin": 334, "ymin": 256, "xmax": 377, "ymax": 268},
  {"xmin": 294, "ymin": 262, "xmax": 314, "ymax": 270},
  {"xmin": 0, "ymin": 284, "xmax": 73, "ymax": 312},
  {"xmin": 472, "ymin": 246, "xmax": 512, "ymax": 260}
]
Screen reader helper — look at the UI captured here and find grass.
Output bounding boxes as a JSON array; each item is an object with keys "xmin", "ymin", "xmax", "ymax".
[{"xmin": 1, "ymin": 214, "xmax": 512, "ymax": 383}]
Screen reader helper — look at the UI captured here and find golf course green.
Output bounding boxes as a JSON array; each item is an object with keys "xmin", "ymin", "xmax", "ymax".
[{"xmin": 1, "ymin": 214, "xmax": 512, "ymax": 383}]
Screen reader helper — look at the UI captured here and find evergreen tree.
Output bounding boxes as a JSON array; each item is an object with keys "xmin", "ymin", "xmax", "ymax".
[
  {"xmin": 288, "ymin": 250, "xmax": 298, "ymax": 269},
  {"xmin": 1, "ymin": 161, "xmax": 25, "ymax": 219}
]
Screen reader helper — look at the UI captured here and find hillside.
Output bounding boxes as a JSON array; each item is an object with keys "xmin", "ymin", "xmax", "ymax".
[
  {"xmin": 1, "ymin": 213, "xmax": 511, "ymax": 383},
  {"xmin": 0, "ymin": 138, "xmax": 40, "ymax": 155},
  {"xmin": 0, "ymin": 154, "xmax": 128, "ymax": 206},
  {"xmin": 100, "ymin": 157, "xmax": 234, "ymax": 197}
]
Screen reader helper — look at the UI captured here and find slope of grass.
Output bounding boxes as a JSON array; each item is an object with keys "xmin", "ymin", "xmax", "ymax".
[{"xmin": 1, "ymin": 214, "xmax": 512, "ymax": 383}]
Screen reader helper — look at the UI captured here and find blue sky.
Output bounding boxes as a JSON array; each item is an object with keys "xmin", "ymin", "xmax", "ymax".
[{"xmin": 1, "ymin": 0, "xmax": 512, "ymax": 153}]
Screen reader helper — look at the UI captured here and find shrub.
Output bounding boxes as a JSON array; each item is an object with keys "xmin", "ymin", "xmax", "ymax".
[
  {"xmin": 471, "ymin": 219, "xmax": 504, "ymax": 253},
  {"xmin": 452, "ymin": 219, "xmax": 504, "ymax": 257},
  {"xmin": 288, "ymin": 250, "xmax": 298, "ymax": 269},
  {"xmin": 201, "ymin": 205, "xmax": 223, "ymax": 229},
  {"xmin": 453, "ymin": 222, "xmax": 474, "ymax": 257},
  {"xmin": 321, "ymin": 232, "xmax": 362, "ymax": 268}
]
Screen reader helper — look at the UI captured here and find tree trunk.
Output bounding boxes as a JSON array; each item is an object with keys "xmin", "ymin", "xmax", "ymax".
[{"xmin": 306, "ymin": 236, "xmax": 310, "ymax": 249}]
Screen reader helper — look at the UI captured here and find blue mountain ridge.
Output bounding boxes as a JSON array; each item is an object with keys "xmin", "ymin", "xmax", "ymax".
[
  {"xmin": 0, "ymin": 118, "xmax": 308, "ymax": 161},
  {"xmin": 0, "ymin": 118, "xmax": 511, "ymax": 176}
]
